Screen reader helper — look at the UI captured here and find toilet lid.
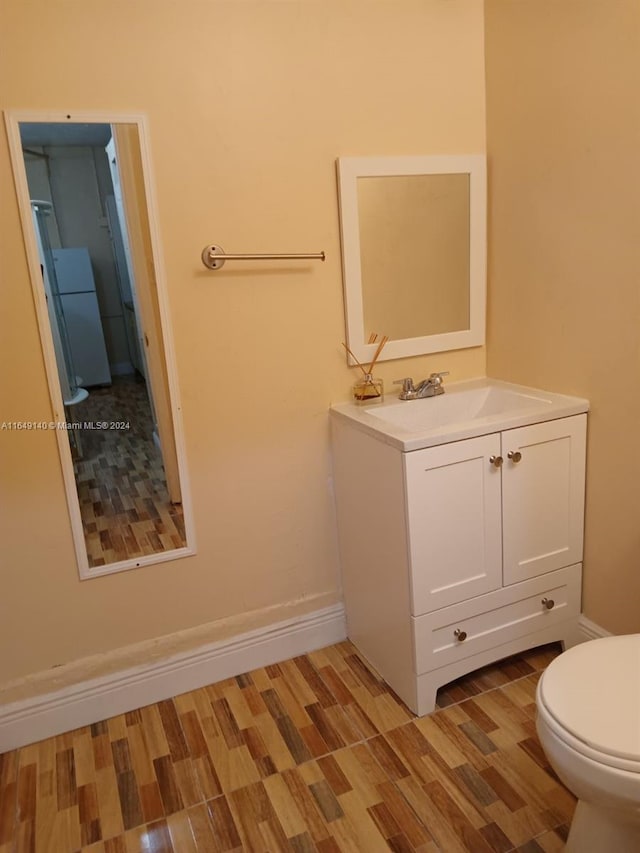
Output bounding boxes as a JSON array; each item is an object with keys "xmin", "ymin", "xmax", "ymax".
[{"xmin": 538, "ymin": 635, "xmax": 640, "ymax": 764}]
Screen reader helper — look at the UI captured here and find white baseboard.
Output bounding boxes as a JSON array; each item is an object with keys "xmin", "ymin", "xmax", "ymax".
[
  {"xmin": 577, "ymin": 614, "xmax": 612, "ymax": 641},
  {"xmin": 0, "ymin": 604, "xmax": 346, "ymax": 753},
  {"xmin": 0, "ymin": 607, "xmax": 610, "ymax": 754}
]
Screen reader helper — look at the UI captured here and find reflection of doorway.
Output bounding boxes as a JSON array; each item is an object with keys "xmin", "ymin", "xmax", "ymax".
[
  {"xmin": 20, "ymin": 123, "xmax": 185, "ymax": 565},
  {"xmin": 21, "ymin": 124, "xmax": 146, "ymax": 394},
  {"xmin": 104, "ymin": 137, "xmax": 150, "ymax": 392}
]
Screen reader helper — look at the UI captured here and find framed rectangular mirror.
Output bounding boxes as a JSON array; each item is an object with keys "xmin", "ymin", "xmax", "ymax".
[
  {"xmin": 5, "ymin": 110, "xmax": 195, "ymax": 579},
  {"xmin": 336, "ymin": 154, "xmax": 486, "ymax": 363}
]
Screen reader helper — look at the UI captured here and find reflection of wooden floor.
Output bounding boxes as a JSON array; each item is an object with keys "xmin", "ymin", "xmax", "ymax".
[
  {"xmin": 0, "ymin": 641, "xmax": 575, "ymax": 852},
  {"xmin": 72, "ymin": 375, "xmax": 186, "ymax": 568}
]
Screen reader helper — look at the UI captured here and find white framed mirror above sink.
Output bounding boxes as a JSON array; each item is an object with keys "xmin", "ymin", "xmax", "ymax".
[{"xmin": 336, "ymin": 154, "xmax": 487, "ymax": 364}]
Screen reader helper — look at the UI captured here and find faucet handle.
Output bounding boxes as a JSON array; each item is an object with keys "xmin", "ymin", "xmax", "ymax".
[
  {"xmin": 393, "ymin": 378, "xmax": 415, "ymax": 393},
  {"xmin": 428, "ymin": 371, "xmax": 449, "ymax": 387}
]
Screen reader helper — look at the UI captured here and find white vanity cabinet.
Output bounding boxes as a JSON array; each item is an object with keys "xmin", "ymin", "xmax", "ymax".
[
  {"xmin": 330, "ymin": 384, "xmax": 588, "ymax": 716},
  {"xmin": 407, "ymin": 416, "xmax": 586, "ymax": 614}
]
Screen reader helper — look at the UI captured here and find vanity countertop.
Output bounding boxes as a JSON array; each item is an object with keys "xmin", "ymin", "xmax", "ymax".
[{"xmin": 330, "ymin": 377, "xmax": 589, "ymax": 452}]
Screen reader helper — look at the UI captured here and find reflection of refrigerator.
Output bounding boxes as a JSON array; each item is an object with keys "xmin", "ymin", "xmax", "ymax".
[{"xmin": 52, "ymin": 248, "xmax": 111, "ymax": 387}]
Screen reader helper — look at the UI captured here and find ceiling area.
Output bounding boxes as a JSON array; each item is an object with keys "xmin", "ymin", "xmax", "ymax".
[{"xmin": 19, "ymin": 122, "xmax": 112, "ymax": 147}]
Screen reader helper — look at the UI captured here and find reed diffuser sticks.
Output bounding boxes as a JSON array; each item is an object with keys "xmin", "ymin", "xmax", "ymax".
[
  {"xmin": 367, "ymin": 335, "xmax": 388, "ymax": 374},
  {"xmin": 341, "ymin": 342, "xmax": 369, "ymax": 376},
  {"xmin": 343, "ymin": 334, "xmax": 388, "ymax": 403}
]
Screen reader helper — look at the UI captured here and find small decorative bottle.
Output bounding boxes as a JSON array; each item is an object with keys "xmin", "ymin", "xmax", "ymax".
[{"xmin": 353, "ymin": 373, "xmax": 384, "ymax": 405}]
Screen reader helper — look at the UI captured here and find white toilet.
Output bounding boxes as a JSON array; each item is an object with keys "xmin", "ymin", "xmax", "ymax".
[{"xmin": 536, "ymin": 634, "xmax": 640, "ymax": 852}]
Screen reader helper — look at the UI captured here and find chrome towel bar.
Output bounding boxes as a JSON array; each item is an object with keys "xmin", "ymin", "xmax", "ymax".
[{"xmin": 201, "ymin": 244, "xmax": 326, "ymax": 270}]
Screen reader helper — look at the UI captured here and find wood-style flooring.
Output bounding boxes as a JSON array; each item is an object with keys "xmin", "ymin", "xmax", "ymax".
[
  {"xmin": 71, "ymin": 375, "xmax": 186, "ymax": 567},
  {"xmin": 0, "ymin": 641, "xmax": 574, "ymax": 853}
]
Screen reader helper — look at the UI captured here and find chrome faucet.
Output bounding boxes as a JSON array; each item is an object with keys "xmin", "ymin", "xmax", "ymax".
[{"xmin": 393, "ymin": 372, "xmax": 449, "ymax": 400}]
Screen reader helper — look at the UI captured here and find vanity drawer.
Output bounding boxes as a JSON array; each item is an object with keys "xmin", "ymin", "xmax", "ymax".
[{"xmin": 413, "ymin": 564, "xmax": 581, "ymax": 674}]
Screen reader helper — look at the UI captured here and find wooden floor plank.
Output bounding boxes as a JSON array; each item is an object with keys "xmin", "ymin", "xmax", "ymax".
[{"xmin": 0, "ymin": 641, "xmax": 574, "ymax": 852}]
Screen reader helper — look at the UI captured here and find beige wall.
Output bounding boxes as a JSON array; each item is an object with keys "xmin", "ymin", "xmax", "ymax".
[
  {"xmin": 0, "ymin": 1, "xmax": 486, "ymax": 689},
  {"xmin": 485, "ymin": 0, "xmax": 640, "ymax": 633}
]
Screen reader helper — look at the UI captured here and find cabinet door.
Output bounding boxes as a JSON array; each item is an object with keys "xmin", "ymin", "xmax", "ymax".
[
  {"xmin": 502, "ymin": 415, "xmax": 586, "ymax": 585},
  {"xmin": 405, "ymin": 433, "xmax": 503, "ymax": 614}
]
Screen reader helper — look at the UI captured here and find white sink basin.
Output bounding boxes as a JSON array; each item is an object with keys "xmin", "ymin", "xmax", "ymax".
[
  {"xmin": 365, "ymin": 385, "xmax": 552, "ymax": 433},
  {"xmin": 330, "ymin": 378, "xmax": 589, "ymax": 451}
]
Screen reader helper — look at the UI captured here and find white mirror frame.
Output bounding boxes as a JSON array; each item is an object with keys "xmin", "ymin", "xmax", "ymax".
[
  {"xmin": 337, "ymin": 154, "xmax": 487, "ymax": 364},
  {"xmin": 4, "ymin": 109, "xmax": 196, "ymax": 579}
]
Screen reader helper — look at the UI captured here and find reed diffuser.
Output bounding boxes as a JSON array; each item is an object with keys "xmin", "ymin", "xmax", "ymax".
[{"xmin": 342, "ymin": 334, "xmax": 388, "ymax": 405}]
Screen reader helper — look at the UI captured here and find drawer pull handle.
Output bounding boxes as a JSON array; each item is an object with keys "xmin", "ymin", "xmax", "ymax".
[
  {"xmin": 507, "ymin": 450, "xmax": 522, "ymax": 463},
  {"xmin": 489, "ymin": 455, "xmax": 503, "ymax": 468},
  {"xmin": 541, "ymin": 597, "xmax": 555, "ymax": 610},
  {"xmin": 454, "ymin": 628, "xmax": 467, "ymax": 642}
]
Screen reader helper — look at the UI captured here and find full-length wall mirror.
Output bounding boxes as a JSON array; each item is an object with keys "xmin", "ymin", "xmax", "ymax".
[
  {"xmin": 337, "ymin": 155, "xmax": 486, "ymax": 363},
  {"xmin": 5, "ymin": 111, "xmax": 194, "ymax": 578}
]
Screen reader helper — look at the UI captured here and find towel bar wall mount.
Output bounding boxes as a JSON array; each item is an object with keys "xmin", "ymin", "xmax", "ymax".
[{"xmin": 201, "ymin": 244, "xmax": 326, "ymax": 271}]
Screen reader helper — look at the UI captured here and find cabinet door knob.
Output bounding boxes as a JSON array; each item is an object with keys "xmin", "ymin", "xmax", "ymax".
[
  {"xmin": 507, "ymin": 450, "xmax": 522, "ymax": 463},
  {"xmin": 489, "ymin": 455, "xmax": 503, "ymax": 468},
  {"xmin": 541, "ymin": 597, "xmax": 555, "ymax": 610},
  {"xmin": 454, "ymin": 628, "xmax": 467, "ymax": 642}
]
